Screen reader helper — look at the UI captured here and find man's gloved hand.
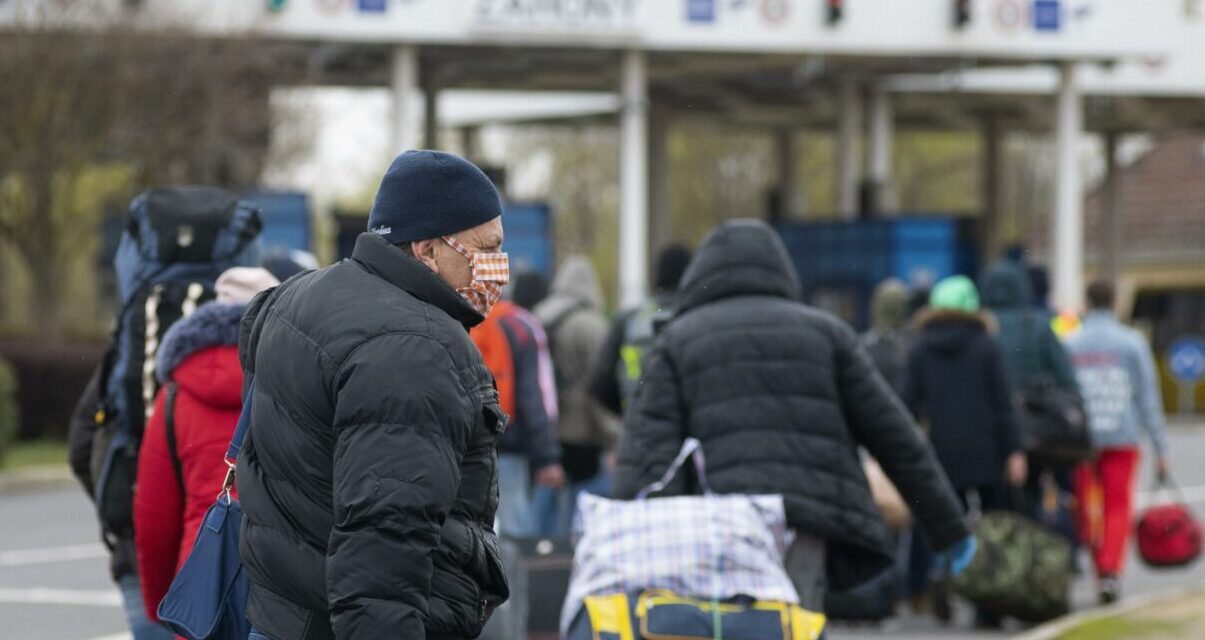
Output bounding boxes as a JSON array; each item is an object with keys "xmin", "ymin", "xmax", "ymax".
[{"xmin": 938, "ymin": 536, "xmax": 978, "ymax": 577}]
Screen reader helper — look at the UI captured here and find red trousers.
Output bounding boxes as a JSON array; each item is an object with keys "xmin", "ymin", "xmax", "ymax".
[{"xmin": 1074, "ymin": 448, "xmax": 1140, "ymax": 577}]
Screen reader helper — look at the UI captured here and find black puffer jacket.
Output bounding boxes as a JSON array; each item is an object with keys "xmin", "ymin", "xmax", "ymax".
[
  {"xmin": 901, "ymin": 309, "xmax": 1022, "ymax": 491},
  {"xmin": 613, "ymin": 220, "xmax": 968, "ymax": 590},
  {"xmin": 237, "ymin": 233, "xmax": 509, "ymax": 640}
]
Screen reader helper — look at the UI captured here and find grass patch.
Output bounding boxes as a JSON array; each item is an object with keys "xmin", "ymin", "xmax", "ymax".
[
  {"xmin": 1, "ymin": 440, "xmax": 68, "ymax": 470},
  {"xmin": 1057, "ymin": 615, "xmax": 1188, "ymax": 640}
]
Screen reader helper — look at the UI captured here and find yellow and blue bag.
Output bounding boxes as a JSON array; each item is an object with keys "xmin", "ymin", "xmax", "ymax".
[{"xmin": 565, "ymin": 590, "xmax": 825, "ymax": 640}]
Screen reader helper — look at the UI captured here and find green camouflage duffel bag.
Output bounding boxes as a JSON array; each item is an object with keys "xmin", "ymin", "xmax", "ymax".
[{"xmin": 952, "ymin": 510, "xmax": 1072, "ymax": 622}]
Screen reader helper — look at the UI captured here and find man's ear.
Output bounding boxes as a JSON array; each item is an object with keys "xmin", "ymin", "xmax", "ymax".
[{"xmin": 411, "ymin": 239, "xmax": 440, "ymax": 274}]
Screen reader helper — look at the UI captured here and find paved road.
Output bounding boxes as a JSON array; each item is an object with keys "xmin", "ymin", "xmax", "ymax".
[{"xmin": 4, "ymin": 425, "xmax": 1205, "ymax": 640}]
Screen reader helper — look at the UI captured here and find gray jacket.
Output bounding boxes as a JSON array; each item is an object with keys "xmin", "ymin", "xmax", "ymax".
[
  {"xmin": 534, "ymin": 257, "xmax": 620, "ymax": 449},
  {"xmin": 1066, "ymin": 312, "xmax": 1168, "ymax": 455}
]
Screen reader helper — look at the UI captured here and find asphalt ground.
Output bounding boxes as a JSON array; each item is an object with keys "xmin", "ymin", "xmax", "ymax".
[{"xmin": 5, "ymin": 424, "xmax": 1204, "ymax": 640}]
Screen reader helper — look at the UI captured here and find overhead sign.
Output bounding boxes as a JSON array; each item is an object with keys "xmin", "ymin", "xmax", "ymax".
[
  {"xmin": 1168, "ymin": 337, "xmax": 1205, "ymax": 384},
  {"xmin": 473, "ymin": 0, "xmax": 639, "ymax": 31},
  {"xmin": 12, "ymin": 0, "xmax": 1173, "ymax": 61}
]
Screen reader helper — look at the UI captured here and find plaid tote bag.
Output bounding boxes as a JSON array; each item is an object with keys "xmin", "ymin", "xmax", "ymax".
[{"xmin": 560, "ymin": 438, "xmax": 798, "ymax": 634}]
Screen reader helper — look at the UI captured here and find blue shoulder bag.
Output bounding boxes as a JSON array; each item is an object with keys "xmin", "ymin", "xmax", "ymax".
[{"xmin": 156, "ymin": 379, "xmax": 254, "ymax": 640}]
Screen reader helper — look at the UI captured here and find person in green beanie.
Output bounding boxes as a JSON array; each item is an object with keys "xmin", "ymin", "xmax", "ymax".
[{"xmin": 901, "ymin": 275, "xmax": 1027, "ymax": 628}]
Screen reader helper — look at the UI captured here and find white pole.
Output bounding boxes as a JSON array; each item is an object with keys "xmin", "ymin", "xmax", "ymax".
[
  {"xmin": 1053, "ymin": 62, "xmax": 1084, "ymax": 311},
  {"xmin": 390, "ymin": 45, "xmax": 420, "ymax": 154},
  {"xmin": 837, "ymin": 78, "xmax": 863, "ymax": 219},
  {"xmin": 619, "ymin": 50, "xmax": 649, "ymax": 308},
  {"xmin": 648, "ymin": 109, "xmax": 671, "ymax": 256},
  {"xmin": 868, "ymin": 86, "xmax": 895, "ymax": 214}
]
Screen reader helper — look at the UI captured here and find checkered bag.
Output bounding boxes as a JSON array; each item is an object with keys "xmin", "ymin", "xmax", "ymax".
[{"xmin": 560, "ymin": 438, "xmax": 798, "ymax": 634}]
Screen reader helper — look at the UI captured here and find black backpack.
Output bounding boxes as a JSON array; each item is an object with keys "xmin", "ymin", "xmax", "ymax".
[{"xmin": 92, "ymin": 186, "xmax": 261, "ymax": 543}]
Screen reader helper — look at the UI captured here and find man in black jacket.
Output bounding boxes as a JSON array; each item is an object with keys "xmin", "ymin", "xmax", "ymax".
[
  {"xmin": 237, "ymin": 151, "xmax": 510, "ymax": 640},
  {"xmin": 614, "ymin": 220, "xmax": 971, "ymax": 610}
]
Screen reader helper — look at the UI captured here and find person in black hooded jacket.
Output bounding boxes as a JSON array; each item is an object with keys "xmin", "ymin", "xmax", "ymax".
[
  {"xmin": 237, "ymin": 151, "xmax": 510, "ymax": 640},
  {"xmin": 901, "ymin": 275, "xmax": 1027, "ymax": 498},
  {"xmin": 614, "ymin": 220, "xmax": 971, "ymax": 610}
]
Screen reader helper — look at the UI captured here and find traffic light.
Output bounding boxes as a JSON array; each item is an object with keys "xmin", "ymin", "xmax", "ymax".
[
  {"xmin": 826, "ymin": 0, "xmax": 843, "ymax": 25},
  {"xmin": 953, "ymin": 0, "xmax": 971, "ymax": 28}
]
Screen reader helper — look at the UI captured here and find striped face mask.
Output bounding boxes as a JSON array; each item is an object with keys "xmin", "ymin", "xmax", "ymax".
[{"xmin": 443, "ymin": 235, "xmax": 509, "ymax": 317}]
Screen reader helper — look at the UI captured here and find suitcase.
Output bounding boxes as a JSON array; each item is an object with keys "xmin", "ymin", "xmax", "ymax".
[{"xmin": 513, "ymin": 537, "xmax": 574, "ymax": 639}]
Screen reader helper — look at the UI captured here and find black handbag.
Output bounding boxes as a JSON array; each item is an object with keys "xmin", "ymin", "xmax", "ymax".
[{"xmin": 1019, "ymin": 381, "xmax": 1091, "ymax": 468}]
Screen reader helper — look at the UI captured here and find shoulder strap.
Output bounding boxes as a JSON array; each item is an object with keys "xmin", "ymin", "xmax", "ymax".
[
  {"xmin": 226, "ymin": 378, "xmax": 254, "ymax": 465},
  {"xmin": 218, "ymin": 378, "xmax": 254, "ymax": 500},
  {"xmin": 164, "ymin": 383, "xmax": 185, "ymax": 496}
]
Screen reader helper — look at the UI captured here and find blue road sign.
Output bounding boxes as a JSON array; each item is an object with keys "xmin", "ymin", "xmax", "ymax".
[
  {"xmin": 1033, "ymin": 0, "xmax": 1061, "ymax": 31},
  {"xmin": 1168, "ymin": 337, "xmax": 1205, "ymax": 384}
]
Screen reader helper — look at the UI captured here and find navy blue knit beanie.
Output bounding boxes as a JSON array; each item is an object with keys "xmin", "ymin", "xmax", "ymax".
[{"xmin": 367, "ymin": 150, "xmax": 502, "ymax": 244}]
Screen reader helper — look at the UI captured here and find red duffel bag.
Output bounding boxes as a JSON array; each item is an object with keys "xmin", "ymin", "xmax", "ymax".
[{"xmin": 1136, "ymin": 478, "xmax": 1203, "ymax": 568}]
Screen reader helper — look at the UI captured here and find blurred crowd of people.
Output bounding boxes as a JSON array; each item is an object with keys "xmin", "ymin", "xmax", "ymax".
[{"xmin": 65, "ymin": 151, "xmax": 1173, "ymax": 640}]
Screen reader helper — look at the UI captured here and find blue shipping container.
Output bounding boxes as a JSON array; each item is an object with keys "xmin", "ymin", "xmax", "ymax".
[
  {"xmin": 776, "ymin": 216, "xmax": 978, "ymax": 328},
  {"xmin": 243, "ymin": 190, "xmax": 312, "ymax": 254}
]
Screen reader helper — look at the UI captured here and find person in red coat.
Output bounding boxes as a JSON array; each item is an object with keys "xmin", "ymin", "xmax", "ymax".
[{"xmin": 134, "ymin": 267, "xmax": 279, "ymax": 624}]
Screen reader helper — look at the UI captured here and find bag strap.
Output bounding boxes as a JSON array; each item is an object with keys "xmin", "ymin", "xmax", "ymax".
[
  {"xmin": 219, "ymin": 378, "xmax": 254, "ymax": 501},
  {"xmin": 164, "ymin": 383, "xmax": 185, "ymax": 496},
  {"xmin": 636, "ymin": 437, "xmax": 712, "ymax": 500},
  {"xmin": 1151, "ymin": 474, "xmax": 1187, "ymax": 506}
]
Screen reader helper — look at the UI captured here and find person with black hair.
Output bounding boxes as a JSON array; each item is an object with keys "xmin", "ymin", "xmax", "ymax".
[{"xmin": 589, "ymin": 244, "xmax": 693, "ymax": 416}]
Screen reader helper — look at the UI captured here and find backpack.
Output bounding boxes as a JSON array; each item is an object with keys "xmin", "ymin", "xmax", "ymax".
[
  {"xmin": 614, "ymin": 300, "xmax": 673, "ymax": 410},
  {"xmin": 93, "ymin": 186, "xmax": 261, "ymax": 543},
  {"xmin": 471, "ymin": 303, "xmax": 518, "ymax": 418}
]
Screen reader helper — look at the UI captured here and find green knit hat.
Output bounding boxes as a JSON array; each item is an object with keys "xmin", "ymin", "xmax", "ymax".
[{"xmin": 930, "ymin": 275, "xmax": 980, "ymax": 313}]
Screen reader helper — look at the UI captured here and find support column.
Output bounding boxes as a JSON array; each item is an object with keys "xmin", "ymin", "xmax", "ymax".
[
  {"xmin": 423, "ymin": 71, "xmax": 439, "ymax": 149},
  {"xmin": 460, "ymin": 126, "xmax": 481, "ymax": 162},
  {"xmin": 1052, "ymin": 62, "xmax": 1084, "ymax": 311},
  {"xmin": 1102, "ymin": 132, "xmax": 1123, "ymax": 286},
  {"xmin": 619, "ymin": 50, "xmax": 649, "ymax": 308},
  {"xmin": 775, "ymin": 128, "xmax": 802, "ymax": 220},
  {"xmin": 867, "ymin": 86, "xmax": 895, "ymax": 215},
  {"xmin": 648, "ymin": 109, "xmax": 671, "ymax": 257},
  {"xmin": 981, "ymin": 118, "xmax": 1005, "ymax": 265},
  {"xmin": 837, "ymin": 78, "xmax": 863, "ymax": 219},
  {"xmin": 389, "ymin": 45, "xmax": 420, "ymax": 154}
]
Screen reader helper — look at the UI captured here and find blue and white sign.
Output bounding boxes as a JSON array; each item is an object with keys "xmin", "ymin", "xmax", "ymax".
[
  {"xmin": 1033, "ymin": 0, "xmax": 1061, "ymax": 31},
  {"xmin": 687, "ymin": 0, "xmax": 716, "ymax": 23},
  {"xmin": 1168, "ymin": 337, "xmax": 1205, "ymax": 384}
]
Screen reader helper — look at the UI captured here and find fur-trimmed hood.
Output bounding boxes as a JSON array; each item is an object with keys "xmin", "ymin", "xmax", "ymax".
[
  {"xmin": 156, "ymin": 302, "xmax": 245, "ymax": 383},
  {"xmin": 914, "ymin": 308, "xmax": 995, "ymax": 356}
]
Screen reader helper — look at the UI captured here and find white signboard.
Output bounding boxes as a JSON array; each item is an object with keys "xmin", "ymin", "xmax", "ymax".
[{"xmin": 0, "ymin": 0, "xmax": 1182, "ymax": 60}]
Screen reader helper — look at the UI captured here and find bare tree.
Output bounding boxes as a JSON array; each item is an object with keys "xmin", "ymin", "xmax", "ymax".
[{"xmin": 0, "ymin": 0, "xmax": 309, "ymax": 337}]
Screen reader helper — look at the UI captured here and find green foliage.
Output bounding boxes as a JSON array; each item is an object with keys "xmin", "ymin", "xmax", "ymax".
[
  {"xmin": 1057, "ymin": 615, "xmax": 1186, "ymax": 640},
  {"xmin": 0, "ymin": 441, "xmax": 69, "ymax": 472}
]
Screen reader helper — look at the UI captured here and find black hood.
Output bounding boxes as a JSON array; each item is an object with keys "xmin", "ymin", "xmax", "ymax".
[
  {"xmin": 917, "ymin": 309, "xmax": 989, "ymax": 356},
  {"xmin": 980, "ymin": 260, "xmax": 1033, "ymax": 311},
  {"xmin": 677, "ymin": 219, "xmax": 801, "ymax": 314}
]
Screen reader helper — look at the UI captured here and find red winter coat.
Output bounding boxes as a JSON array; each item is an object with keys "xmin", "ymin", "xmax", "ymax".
[{"xmin": 134, "ymin": 302, "xmax": 245, "ymax": 623}]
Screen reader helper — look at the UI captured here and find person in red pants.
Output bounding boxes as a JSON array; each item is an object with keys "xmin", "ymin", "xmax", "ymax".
[{"xmin": 1066, "ymin": 282, "xmax": 1171, "ymax": 604}]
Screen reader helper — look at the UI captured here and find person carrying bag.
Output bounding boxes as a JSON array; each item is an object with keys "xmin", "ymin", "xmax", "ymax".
[
  {"xmin": 155, "ymin": 380, "xmax": 255, "ymax": 640},
  {"xmin": 562, "ymin": 438, "xmax": 822, "ymax": 640}
]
